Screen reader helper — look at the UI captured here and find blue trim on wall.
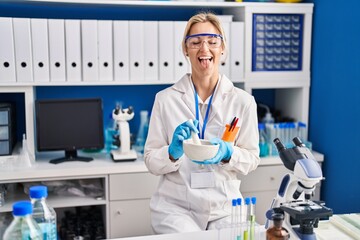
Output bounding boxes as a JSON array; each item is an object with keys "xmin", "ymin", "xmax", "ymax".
[
  {"xmin": 36, "ymin": 85, "xmax": 170, "ymax": 134},
  {"xmin": 0, "ymin": 1, "xmax": 222, "ymax": 20}
]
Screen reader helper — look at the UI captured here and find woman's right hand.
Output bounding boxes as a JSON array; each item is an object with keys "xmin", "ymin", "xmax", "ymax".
[{"xmin": 168, "ymin": 119, "xmax": 199, "ymax": 160}]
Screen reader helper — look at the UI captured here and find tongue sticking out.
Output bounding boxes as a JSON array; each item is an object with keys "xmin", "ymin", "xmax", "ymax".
[{"xmin": 200, "ymin": 58, "xmax": 211, "ymax": 68}]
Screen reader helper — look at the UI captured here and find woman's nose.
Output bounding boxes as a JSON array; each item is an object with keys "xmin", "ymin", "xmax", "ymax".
[{"xmin": 199, "ymin": 40, "xmax": 210, "ymax": 50}]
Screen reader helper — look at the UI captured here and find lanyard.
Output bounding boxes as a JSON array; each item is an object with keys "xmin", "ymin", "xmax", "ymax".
[{"xmin": 194, "ymin": 87, "xmax": 214, "ymax": 139}]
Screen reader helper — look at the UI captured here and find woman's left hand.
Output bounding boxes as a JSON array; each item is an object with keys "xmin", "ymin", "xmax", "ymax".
[{"xmin": 192, "ymin": 138, "xmax": 233, "ymax": 165}]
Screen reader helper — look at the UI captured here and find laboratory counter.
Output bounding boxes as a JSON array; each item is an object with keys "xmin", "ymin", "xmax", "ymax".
[
  {"xmin": 0, "ymin": 148, "xmax": 324, "ymax": 238},
  {"xmin": 0, "ymin": 146, "xmax": 324, "ymax": 182}
]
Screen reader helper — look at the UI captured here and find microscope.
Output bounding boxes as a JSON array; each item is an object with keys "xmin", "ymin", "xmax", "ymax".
[
  {"xmin": 266, "ymin": 137, "xmax": 333, "ymax": 240},
  {"xmin": 110, "ymin": 105, "xmax": 137, "ymax": 162}
]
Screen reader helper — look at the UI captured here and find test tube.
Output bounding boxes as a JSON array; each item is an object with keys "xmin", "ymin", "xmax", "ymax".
[
  {"xmin": 231, "ymin": 199, "xmax": 237, "ymax": 240},
  {"xmin": 250, "ymin": 197, "xmax": 256, "ymax": 240},
  {"xmin": 236, "ymin": 198, "xmax": 242, "ymax": 240},
  {"xmin": 243, "ymin": 197, "xmax": 251, "ymax": 240},
  {"xmin": 245, "ymin": 197, "xmax": 251, "ymax": 222}
]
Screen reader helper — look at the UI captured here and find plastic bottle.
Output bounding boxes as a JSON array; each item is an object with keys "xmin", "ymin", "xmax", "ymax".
[
  {"xmin": 3, "ymin": 201, "xmax": 42, "ymax": 240},
  {"xmin": 266, "ymin": 213, "xmax": 289, "ymax": 240},
  {"xmin": 258, "ymin": 123, "xmax": 269, "ymax": 157},
  {"xmin": 134, "ymin": 110, "xmax": 149, "ymax": 155},
  {"xmin": 105, "ymin": 113, "xmax": 119, "ymax": 153},
  {"xmin": 29, "ymin": 186, "xmax": 57, "ymax": 240}
]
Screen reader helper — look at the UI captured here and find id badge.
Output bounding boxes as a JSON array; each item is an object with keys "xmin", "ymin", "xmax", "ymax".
[{"xmin": 191, "ymin": 171, "xmax": 215, "ymax": 189}]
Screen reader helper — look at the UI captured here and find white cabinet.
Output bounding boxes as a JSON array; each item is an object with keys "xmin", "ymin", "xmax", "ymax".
[{"xmin": 109, "ymin": 172, "xmax": 159, "ymax": 238}]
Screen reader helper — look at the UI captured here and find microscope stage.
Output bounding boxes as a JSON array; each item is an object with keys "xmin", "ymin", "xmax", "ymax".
[
  {"xmin": 280, "ymin": 200, "xmax": 333, "ymax": 221},
  {"xmin": 111, "ymin": 149, "xmax": 137, "ymax": 162}
]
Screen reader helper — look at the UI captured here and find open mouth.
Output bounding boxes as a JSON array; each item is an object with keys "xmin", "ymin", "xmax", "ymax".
[{"xmin": 198, "ymin": 56, "xmax": 213, "ymax": 68}]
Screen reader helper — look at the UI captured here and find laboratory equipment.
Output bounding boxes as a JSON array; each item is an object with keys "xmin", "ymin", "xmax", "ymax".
[
  {"xmin": 134, "ymin": 110, "xmax": 149, "ymax": 155},
  {"xmin": 258, "ymin": 123, "xmax": 269, "ymax": 157},
  {"xmin": 111, "ymin": 104, "xmax": 137, "ymax": 161},
  {"xmin": 266, "ymin": 213, "xmax": 289, "ymax": 240},
  {"xmin": 29, "ymin": 185, "xmax": 57, "ymax": 239},
  {"xmin": 266, "ymin": 137, "xmax": 333, "ymax": 240},
  {"xmin": 3, "ymin": 201, "xmax": 42, "ymax": 240},
  {"xmin": 0, "ymin": 103, "xmax": 16, "ymax": 156},
  {"xmin": 183, "ymin": 139, "xmax": 219, "ymax": 161}
]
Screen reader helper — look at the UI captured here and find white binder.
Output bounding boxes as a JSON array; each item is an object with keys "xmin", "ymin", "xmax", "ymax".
[
  {"xmin": 129, "ymin": 21, "xmax": 144, "ymax": 82},
  {"xmin": 0, "ymin": 18, "xmax": 16, "ymax": 83},
  {"xmin": 31, "ymin": 18, "xmax": 50, "ymax": 83},
  {"xmin": 13, "ymin": 18, "xmax": 33, "ymax": 83},
  {"xmin": 98, "ymin": 20, "xmax": 113, "ymax": 82},
  {"xmin": 174, "ymin": 21, "xmax": 189, "ymax": 81},
  {"xmin": 81, "ymin": 20, "xmax": 99, "ymax": 82},
  {"xmin": 230, "ymin": 22, "xmax": 245, "ymax": 81},
  {"xmin": 65, "ymin": 19, "xmax": 82, "ymax": 82},
  {"xmin": 220, "ymin": 20, "xmax": 231, "ymax": 78},
  {"xmin": 113, "ymin": 20, "xmax": 129, "ymax": 82},
  {"xmin": 144, "ymin": 21, "xmax": 158, "ymax": 82},
  {"xmin": 159, "ymin": 21, "xmax": 174, "ymax": 82},
  {"xmin": 48, "ymin": 19, "xmax": 66, "ymax": 82}
]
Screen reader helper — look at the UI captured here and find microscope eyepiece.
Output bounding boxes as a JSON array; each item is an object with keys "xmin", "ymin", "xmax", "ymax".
[
  {"xmin": 293, "ymin": 137, "xmax": 305, "ymax": 147},
  {"xmin": 273, "ymin": 138, "xmax": 286, "ymax": 152},
  {"xmin": 114, "ymin": 105, "xmax": 120, "ymax": 115}
]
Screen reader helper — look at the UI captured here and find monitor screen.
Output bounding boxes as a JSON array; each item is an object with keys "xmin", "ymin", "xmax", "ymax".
[{"xmin": 36, "ymin": 98, "xmax": 104, "ymax": 164}]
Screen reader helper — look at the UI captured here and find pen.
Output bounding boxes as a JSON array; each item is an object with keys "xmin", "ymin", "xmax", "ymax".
[
  {"xmin": 229, "ymin": 117, "xmax": 236, "ymax": 132},
  {"xmin": 231, "ymin": 117, "xmax": 239, "ymax": 132}
]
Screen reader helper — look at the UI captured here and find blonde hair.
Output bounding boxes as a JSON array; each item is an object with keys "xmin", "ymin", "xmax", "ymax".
[{"xmin": 182, "ymin": 12, "xmax": 227, "ymax": 56}]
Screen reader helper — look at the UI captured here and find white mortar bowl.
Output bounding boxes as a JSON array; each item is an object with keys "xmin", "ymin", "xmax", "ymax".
[{"xmin": 183, "ymin": 139, "xmax": 219, "ymax": 161}]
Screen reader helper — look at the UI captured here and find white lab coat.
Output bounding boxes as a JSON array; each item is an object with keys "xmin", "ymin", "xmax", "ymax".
[{"xmin": 144, "ymin": 74, "xmax": 260, "ymax": 234}]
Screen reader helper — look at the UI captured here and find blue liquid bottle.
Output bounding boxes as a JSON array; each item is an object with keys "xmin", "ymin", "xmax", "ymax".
[
  {"xmin": 29, "ymin": 186, "xmax": 57, "ymax": 240},
  {"xmin": 258, "ymin": 123, "xmax": 269, "ymax": 157},
  {"xmin": 134, "ymin": 110, "xmax": 149, "ymax": 155},
  {"xmin": 3, "ymin": 201, "xmax": 42, "ymax": 240}
]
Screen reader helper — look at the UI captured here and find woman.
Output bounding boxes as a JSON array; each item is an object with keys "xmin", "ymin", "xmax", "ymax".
[{"xmin": 144, "ymin": 12, "xmax": 260, "ymax": 234}]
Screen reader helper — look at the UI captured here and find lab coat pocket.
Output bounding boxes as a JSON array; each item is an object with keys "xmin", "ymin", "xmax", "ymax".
[{"xmin": 158, "ymin": 179, "xmax": 189, "ymax": 211}]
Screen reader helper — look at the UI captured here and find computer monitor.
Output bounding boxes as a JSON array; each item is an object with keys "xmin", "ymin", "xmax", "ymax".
[{"xmin": 35, "ymin": 98, "xmax": 104, "ymax": 164}]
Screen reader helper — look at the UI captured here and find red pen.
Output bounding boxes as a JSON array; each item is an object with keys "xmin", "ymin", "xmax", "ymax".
[
  {"xmin": 231, "ymin": 118, "xmax": 239, "ymax": 131},
  {"xmin": 228, "ymin": 117, "xmax": 236, "ymax": 132}
]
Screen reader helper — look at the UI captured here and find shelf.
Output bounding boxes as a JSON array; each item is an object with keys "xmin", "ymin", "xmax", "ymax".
[
  {"xmin": 27, "ymin": 0, "xmax": 313, "ymax": 9},
  {"xmin": 0, "ymin": 190, "xmax": 106, "ymax": 213}
]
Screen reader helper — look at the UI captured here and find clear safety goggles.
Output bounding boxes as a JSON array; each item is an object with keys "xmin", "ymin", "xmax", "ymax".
[{"xmin": 185, "ymin": 33, "xmax": 223, "ymax": 49}]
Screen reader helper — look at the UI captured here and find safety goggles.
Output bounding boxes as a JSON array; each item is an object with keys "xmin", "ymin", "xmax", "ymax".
[{"xmin": 185, "ymin": 33, "xmax": 223, "ymax": 49}]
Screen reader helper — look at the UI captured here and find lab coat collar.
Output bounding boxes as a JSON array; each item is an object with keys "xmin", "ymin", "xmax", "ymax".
[{"xmin": 172, "ymin": 74, "xmax": 234, "ymax": 123}]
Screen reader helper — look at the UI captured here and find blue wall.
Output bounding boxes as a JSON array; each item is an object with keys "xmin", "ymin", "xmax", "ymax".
[
  {"xmin": 308, "ymin": 0, "xmax": 360, "ymax": 213},
  {"xmin": 1, "ymin": 0, "xmax": 359, "ymax": 214}
]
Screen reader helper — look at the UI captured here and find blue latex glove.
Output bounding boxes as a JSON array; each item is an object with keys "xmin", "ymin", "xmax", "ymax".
[
  {"xmin": 193, "ymin": 138, "xmax": 233, "ymax": 165},
  {"xmin": 169, "ymin": 119, "xmax": 199, "ymax": 160}
]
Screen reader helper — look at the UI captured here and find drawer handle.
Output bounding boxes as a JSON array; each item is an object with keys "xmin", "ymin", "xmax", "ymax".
[
  {"xmin": 117, "ymin": 210, "xmax": 121, "ymax": 215},
  {"xmin": 270, "ymin": 177, "xmax": 275, "ymax": 181}
]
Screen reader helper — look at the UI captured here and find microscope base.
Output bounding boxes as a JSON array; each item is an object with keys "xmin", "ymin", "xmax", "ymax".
[{"xmin": 111, "ymin": 149, "xmax": 137, "ymax": 162}]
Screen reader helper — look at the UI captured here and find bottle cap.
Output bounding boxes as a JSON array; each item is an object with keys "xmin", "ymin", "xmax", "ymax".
[
  {"xmin": 251, "ymin": 197, "xmax": 257, "ymax": 204},
  {"xmin": 13, "ymin": 201, "xmax": 32, "ymax": 216},
  {"xmin": 237, "ymin": 198, "xmax": 242, "ymax": 205},
  {"xmin": 298, "ymin": 122, "xmax": 306, "ymax": 127},
  {"xmin": 245, "ymin": 197, "xmax": 250, "ymax": 205},
  {"xmin": 258, "ymin": 123, "xmax": 265, "ymax": 130},
  {"xmin": 232, "ymin": 199, "xmax": 237, "ymax": 206},
  {"xmin": 29, "ymin": 185, "xmax": 48, "ymax": 199}
]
